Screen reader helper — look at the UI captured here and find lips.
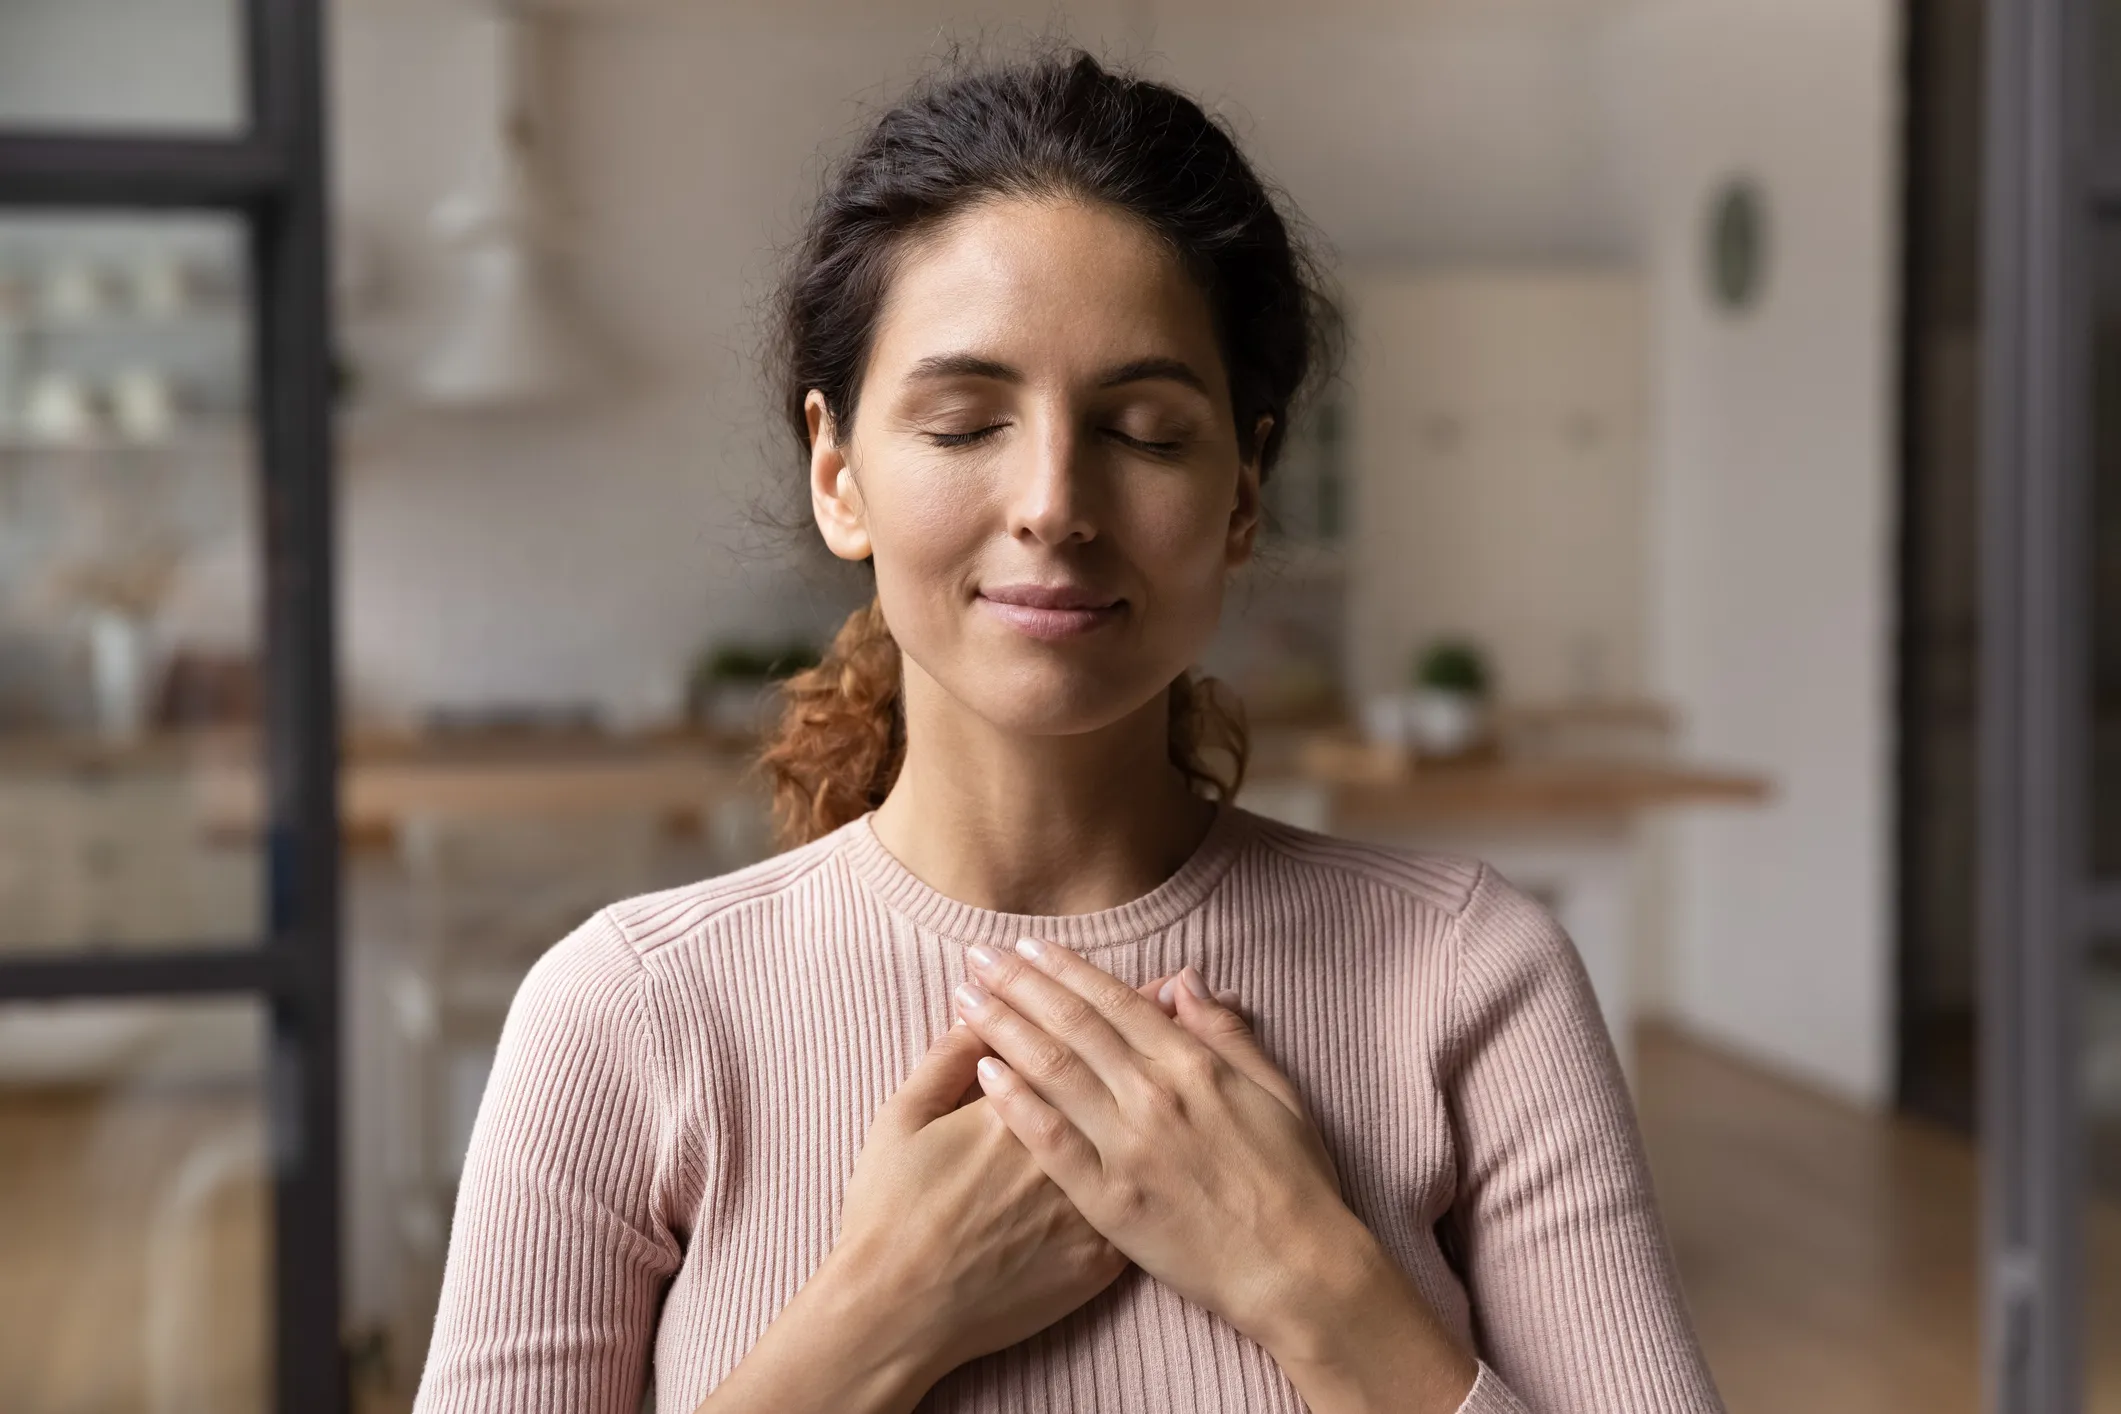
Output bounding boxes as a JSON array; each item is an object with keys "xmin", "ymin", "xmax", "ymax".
[{"xmin": 977, "ymin": 582, "xmax": 1125, "ymax": 640}]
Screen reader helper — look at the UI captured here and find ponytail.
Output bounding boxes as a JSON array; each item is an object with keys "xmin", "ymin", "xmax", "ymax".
[
  {"xmin": 759, "ymin": 597, "xmax": 1251, "ymax": 849},
  {"xmin": 759, "ymin": 597, "xmax": 904, "ymax": 849}
]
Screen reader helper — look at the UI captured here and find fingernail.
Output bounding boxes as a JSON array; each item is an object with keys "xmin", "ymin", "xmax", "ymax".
[
  {"xmin": 966, "ymin": 944, "xmax": 999, "ymax": 971},
  {"xmin": 1215, "ymin": 989, "xmax": 1240, "ymax": 1008},
  {"xmin": 955, "ymin": 981, "xmax": 990, "ymax": 1013},
  {"xmin": 951, "ymin": 1013, "xmax": 967, "ymax": 1027},
  {"xmin": 1158, "ymin": 977, "xmax": 1177, "ymax": 1006},
  {"xmin": 1181, "ymin": 966, "xmax": 1211, "ymax": 1000},
  {"xmin": 1015, "ymin": 937, "xmax": 1046, "ymax": 961},
  {"xmin": 976, "ymin": 1056, "xmax": 1005, "ymax": 1086}
]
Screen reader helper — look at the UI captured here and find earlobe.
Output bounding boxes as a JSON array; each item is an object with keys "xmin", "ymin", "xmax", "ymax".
[{"xmin": 807, "ymin": 391, "xmax": 874, "ymax": 562}]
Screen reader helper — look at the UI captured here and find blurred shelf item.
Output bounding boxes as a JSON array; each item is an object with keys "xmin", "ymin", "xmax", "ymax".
[{"xmin": 0, "ymin": 410, "xmax": 247, "ymax": 459}]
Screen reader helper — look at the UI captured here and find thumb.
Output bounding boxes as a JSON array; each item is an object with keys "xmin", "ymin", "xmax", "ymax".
[
  {"xmin": 886, "ymin": 1024, "xmax": 991, "ymax": 1132},
  {"xmin": 1168, "ymin": 967, "xmax": 1308, "ymax": 1120}
]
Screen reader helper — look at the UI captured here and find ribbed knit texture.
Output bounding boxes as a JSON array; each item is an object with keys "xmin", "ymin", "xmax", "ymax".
[{"xmin": 415, "ymin": 804, "xmax": 1724, "ymax": 1413}]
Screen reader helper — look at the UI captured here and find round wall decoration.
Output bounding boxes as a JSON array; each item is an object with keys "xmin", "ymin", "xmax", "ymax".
[{"xmin": 1706, "ymin": 176, "xmax": 1768, "ymax": 313}]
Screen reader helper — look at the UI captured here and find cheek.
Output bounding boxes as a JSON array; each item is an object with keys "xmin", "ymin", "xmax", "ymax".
[
  {"xmin": 1126, "ymin": 478, "xmax": 1237, "ymax": 604},
  {"xmin": 856, "ymin": 458, "xmax": 988, "ymax": 626}
]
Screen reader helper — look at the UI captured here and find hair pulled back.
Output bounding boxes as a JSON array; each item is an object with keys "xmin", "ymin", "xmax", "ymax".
[{"xmin": 760, "ymin": 48, "xmax": 1338, "ymax": 848}]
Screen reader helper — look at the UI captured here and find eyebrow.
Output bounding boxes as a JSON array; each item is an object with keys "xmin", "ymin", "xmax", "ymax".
[{"xmin": 905, "ymin": 352, "xmax": 1214, "ymax": 397}]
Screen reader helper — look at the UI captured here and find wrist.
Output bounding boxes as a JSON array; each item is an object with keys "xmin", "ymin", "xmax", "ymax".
[
  {"xmin": 718, "ymin": 1237, "xmax": 950, "ymax": 1414},
  {"xmin": 1251, "ymin": 1211, "xmax": 1477, "ymax": 1414},
  {"xmin": 807, "ymin": 1237, "xmax": 957, "ymax": 1394}
]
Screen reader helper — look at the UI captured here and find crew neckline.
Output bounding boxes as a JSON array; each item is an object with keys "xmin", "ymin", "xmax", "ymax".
[{"xmin": 839, "ymin": 801, "xmax": 1255, "ymax": 950}]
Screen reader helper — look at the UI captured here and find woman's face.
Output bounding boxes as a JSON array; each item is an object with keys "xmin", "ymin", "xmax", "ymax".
[{"xmin": 807, "ymin": 196, "xmax": 1263, "ymax": 740}]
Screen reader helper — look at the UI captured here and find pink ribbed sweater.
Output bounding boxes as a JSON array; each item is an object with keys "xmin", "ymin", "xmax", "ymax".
[{"xmin": 415, "ymin": 804, "xmax": 1723, "ymax": 1413}]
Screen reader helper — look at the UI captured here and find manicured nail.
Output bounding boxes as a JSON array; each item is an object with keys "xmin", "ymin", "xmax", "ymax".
[
  {"xmin": 1015, "ymin": 937, "xmax": 1046, "ymax": 961},
  {"xmin": 966, "ymin": 944, "xmax": 999, "ymax": 971},
  {"xmin": 954, "ymin": 981, "xmax": 990, "ymax": 1013},
  {"xmin": 1215, "ymin": 989, "xmax": 1240, "ymax": 1008},
  {"xmin": 1158, "ymin": 977, "xmax": 1178, "ymax": 1006},
  {"xmin": 976, "ymin": 1056, "xmax": 1005, "ymax": 1087},
  {"xmin": 1181, "ymin": 966, "xmax": 1211, "ymax": 1000},
  {"xmin": 951, "ymin": 1013, "xmax": 967, "ymax": 1027}
]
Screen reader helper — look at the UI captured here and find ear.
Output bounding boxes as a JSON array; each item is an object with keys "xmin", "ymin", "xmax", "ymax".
[
  {"xmin": 807, "ymin": 389, "xmax": 873, "ymax": 562},
  {"xmin": 1225, "ymin": 414, "xmax": 1271, "ymax": 568}
]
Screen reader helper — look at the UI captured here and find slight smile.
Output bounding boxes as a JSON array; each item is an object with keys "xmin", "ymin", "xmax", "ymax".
[{"xmin": 977, "ymin": 583, "xmax": 1126, "ymax": 640}]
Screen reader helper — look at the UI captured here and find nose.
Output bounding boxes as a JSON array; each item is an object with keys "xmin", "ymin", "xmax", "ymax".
[{"xmin": 1005, "ymin": 413, "xmax": 1097, "ymax": 547}]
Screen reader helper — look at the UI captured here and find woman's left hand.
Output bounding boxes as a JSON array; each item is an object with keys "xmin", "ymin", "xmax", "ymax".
[
  {"xmin": 952, "ymin": 939, "xmax": 1352, "ymax": 1345},
  {"xmin": 956, "ymin": 941, "xmax": 1479, "ymax": 1414}
]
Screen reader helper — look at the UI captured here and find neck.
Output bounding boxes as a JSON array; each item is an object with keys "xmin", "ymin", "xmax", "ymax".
[{"xmin": 870, "ymin": 663, "xmax": 1217, "ymax": 916}]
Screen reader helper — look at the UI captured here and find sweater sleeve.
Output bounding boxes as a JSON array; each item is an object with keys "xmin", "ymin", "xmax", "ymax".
[
  {"xmin": 413, "ymin": 909, "xmax": 683, "ymax": 1414},
  {"xmin": 1439, "ymin": 864, "xmax": 1725, "ymax": 1413}
]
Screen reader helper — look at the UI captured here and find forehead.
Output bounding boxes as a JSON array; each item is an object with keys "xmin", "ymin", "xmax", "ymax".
[{"xmin": 867, "ymin": 196, "xmax": 1225, "ymax": 385}]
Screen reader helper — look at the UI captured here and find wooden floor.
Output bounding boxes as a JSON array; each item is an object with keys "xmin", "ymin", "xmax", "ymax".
[
  {"xmin": 3, "ymin": 1027, "xmax": 2118, "ymax": 1412},
  {"xmin": 0, "ymin": 1082, "xmax": 266, "ymax": 1414},
  {"xmin": 1636, "ymin": 1023, "xmax": 2121, "ymax": 1413}
]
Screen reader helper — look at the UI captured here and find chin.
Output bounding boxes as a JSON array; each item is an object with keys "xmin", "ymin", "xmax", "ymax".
[{"xmin": 954, "ymin": 656, "xmax": 1174, "ymax": 740}]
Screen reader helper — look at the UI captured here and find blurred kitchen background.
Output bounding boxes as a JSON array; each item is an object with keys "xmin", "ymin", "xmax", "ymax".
[{"xmin": 0, "ymin": 0, "xmax": 2116, "ymax": 1411}]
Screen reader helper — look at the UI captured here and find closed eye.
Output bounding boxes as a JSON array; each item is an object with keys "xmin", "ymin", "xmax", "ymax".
[
  {"xmin": 924, "ymin": 424, "xmax": 1007, "ymax": 448},
  {"xmin": 921, "ymin": 424, "xmax": 1185, "ymax": 453},
  {"xmin": 1110, "ymin": 429, "xmax": 1186, "ymax": 455}
]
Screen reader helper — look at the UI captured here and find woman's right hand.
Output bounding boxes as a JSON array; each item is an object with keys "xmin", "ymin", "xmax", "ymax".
[
  {"xmin": 830, "ymin": 1020, "xmax": 1131, "ymax": 1376},
  {"xmin": 696, "ymin": 974, "xmax": 1199, "ymax": 1414}
]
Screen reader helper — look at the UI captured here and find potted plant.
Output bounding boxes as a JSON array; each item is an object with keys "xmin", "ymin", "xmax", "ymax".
[
  {"xmin": 686, "ymin": 639, "xmax": 821, "ymax": 736},
  {"xmin": 1408, "ymin": 638, "xmax": 1492, "ymax": 759}
]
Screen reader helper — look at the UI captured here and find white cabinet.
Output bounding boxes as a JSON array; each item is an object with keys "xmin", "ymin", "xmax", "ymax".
[{"xmin": 1344, "ymin": 270, "xmax": 1648, "ymax": 705}]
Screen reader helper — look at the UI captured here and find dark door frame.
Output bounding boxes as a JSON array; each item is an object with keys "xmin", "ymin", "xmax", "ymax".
[
  {"xmin": 1979, "ymin": 0, "xmax": 2096, "ymax": 1408},
  {"xmin": 0, "ymin": 2, "xmax": 343, "ymax": 1409}
]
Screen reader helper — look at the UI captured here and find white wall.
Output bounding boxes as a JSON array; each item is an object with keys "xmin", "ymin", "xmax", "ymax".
[{"xmin": 1596, "ymin": 0, "xmax": 1900, "ymax": 1105}]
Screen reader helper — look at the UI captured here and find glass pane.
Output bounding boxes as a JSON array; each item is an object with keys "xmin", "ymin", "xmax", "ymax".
[
  {"xmin": 2093, "ymin": 222, "xmax": 2121, "ymax": 877},
  {"xmin": 2090, "ymin": 942, "xmax": 2121, "ymax": 1409},
  {"xmin": 0, "ymin": 995, "xmax": 268, "ymax": 1412},
  {"xmin": 0, "ymin": 0, "xmax": 245, "ymax": 133},
  {"xmin": 0, "ymin": 212, "xmax": 263, "ymax": 953}
]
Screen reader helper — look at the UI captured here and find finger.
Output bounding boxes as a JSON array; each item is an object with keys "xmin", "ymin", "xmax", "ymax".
[
  {"xmin": 1167, "ymin": 967, "xmax": 1309, "ymax": 1120},
  {"xmin": 964, "ymin": 942, "xmax": 1152, "ymax": 1086},
  {"xmin": 1141, "ymin": 973, "xmax": 1182, "ymax": 1016},
  {"xmin": 986, "ymin": 937, "xmax": 1188, "ymax": 1066},
  {"xmin": 955, "ymin": 976, "xmax": 1124, "ymax": 1140},
  {"xmin": 971, "ymin": 1054, "xmax": 1103, "ymax": 1195},
  {"xmin": 1155, "ymin": 974, "xmax": 1242, "ymax": 1019},
  {"xmin": 882, "ymin": 1023, "xmax": 991, "ymax": 1133}
]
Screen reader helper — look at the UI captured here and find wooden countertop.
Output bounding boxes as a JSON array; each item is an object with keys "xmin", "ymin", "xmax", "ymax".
[
  {"xmin": 202, "ymin": 729, "xmax": 758, "ymax": 845},
  {"xmin": 1269, "ymin": 758, "xmax": 1770, "ymax": 830},
  {"xmin": 6, "ymin": 725, "xmax": 1770, "ymax": 842}
]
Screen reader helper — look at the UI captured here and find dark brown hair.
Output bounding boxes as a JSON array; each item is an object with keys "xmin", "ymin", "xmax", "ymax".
[{"xmin": 760, "ymin": 49, "xmax": 1338, "ymax": 848}]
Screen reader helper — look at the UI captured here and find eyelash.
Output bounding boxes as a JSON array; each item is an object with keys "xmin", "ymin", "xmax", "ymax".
[{"xmin": 923, "ymin": 424, "xmax": 1185, "ymax": 455}]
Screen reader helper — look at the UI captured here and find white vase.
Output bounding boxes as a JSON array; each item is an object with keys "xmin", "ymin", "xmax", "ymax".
[
  {"xmin": 1360, "ymin": 692, "xmax": 1411, "ymax": 748},
  {"xmin": 1409, "ymin": 687, "xmax": 1483, "ymax": 757},
  {"xmin": 87, "ymin": 609, "xmax": 152, "ymax": 741}
]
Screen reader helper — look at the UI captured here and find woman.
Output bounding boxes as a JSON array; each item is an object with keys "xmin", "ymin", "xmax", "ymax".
[{"xmin": 415, "ymin": 51, "xmax": 1724, "ymax": 1414}]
